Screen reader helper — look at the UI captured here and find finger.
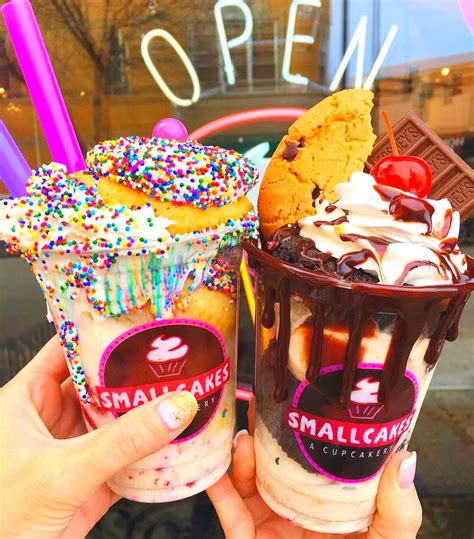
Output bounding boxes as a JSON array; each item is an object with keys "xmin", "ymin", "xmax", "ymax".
[
  {"xmin": 70, "ymin": 391, "xmax": 198, "ymax": 490},
  {"xmin": 28, "ymin": 372, "xmax": 64, "ymax": 435},
  {"xmin": 232, "ymin": 432, "xmax": 272, "ymax": 526},
  {"xmin": 19, "ymin": 335, "xmax": 69, "ymax": 384},
  {"xmin": 4, "ymin": 337, "xmax": 71, "ymax": 438},
  {"xmin": 25, "ymin": 372, "xmax": 83, "ymax": 438},
  {"xmin": 50, "ymin": 379, "xmax": 87, "ymax": 439},
  {"xmin": 231, "ymin": 432, "xmax": 257, "ymax": 499},
  {"xmin": 62, "ymin": 485, "xmax": 120, "ymax": 538},
  {"xmin": 368, "ymin": 451, "xmax": 422, "ymax": 539},
  {"xmin": 0, "ymin": 372, "xmax": 65, "ymax": 442},
  {"xmin": 207, "ymin": 474, "xmax": 255, "ymax": 539},
  {"xmin": 248, "ymin": 396, "xmax": 255, "ymax": 434}
]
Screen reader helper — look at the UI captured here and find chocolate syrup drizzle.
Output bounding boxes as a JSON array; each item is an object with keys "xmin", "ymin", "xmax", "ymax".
[
  {"xmin": 337, "ymin": 249, "xmax": 377, "ymax": 279},
  {"xmin": 313, "ymin": 215, "xmax": 348, "ymax": 227},
  {"xmin": 246, "ymin": 243, "xmax": 473, "ymax": 410},
  {"xmin": 374, "ymin": 184, "xmax": 436, "ymax": 233},
  {"xmin": 389, "ymin": 195, "xmax": 435, "ymax": 233},
  {"xmin": 340, "ymin": 234, "xmax": 390, "ymax": 258}
]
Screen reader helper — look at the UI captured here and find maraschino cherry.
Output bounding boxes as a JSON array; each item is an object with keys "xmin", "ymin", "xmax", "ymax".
[{"xmin": 372, "ymin": 110, "xmax": 432, "ymax": 198}]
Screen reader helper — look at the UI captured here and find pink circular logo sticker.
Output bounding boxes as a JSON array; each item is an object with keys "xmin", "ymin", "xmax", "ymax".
[
  {"xmin": 96, "ymin": 319, "xmax": 230, "ymax": 442},
  {"xmin": 287, "ymin": 363, "xmax": 418, "ymax": 482}
]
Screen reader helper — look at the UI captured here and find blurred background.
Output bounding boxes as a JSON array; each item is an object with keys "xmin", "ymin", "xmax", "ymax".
[{"xmin": 0, "ymin": 0, "xmax": 473, "ymax": 537}]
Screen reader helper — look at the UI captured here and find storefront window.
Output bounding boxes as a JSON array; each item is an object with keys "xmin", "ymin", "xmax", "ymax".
[{"xmin": 1, "ymin": 1, "xmax": 473, "ymax": 537}]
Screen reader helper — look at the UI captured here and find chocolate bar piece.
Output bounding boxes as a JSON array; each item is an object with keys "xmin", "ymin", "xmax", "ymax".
[{"xmin": 366, "ymin": 112, "xmax": 474, "ymax": 222}]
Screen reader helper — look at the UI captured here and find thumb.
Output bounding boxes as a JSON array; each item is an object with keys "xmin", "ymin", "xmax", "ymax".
[
  {"xmin": 70, "ymin": 391, "xmax": 198, "ymax": 491},
  {"xmin": 368, "ymin": 451, "xmax": 422, "ymax": 539}
]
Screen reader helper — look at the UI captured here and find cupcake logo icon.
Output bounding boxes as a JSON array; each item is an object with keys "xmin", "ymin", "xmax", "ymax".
[
  {"xmin": 146, "ymin": 335, "xmax": 190, "ymax": 378},
  {"xmin": 349, "ymin": 377, "xmax": 384, "ymax": 420}
]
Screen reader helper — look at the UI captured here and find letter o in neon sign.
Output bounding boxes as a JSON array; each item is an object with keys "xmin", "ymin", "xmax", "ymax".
[{"xmin": 141, "ymin": 29, "xmax": 201, "ymax": 107}]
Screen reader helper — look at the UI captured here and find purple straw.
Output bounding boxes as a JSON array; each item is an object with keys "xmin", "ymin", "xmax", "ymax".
[
  {"xmin": 0, "ymin": 120, "xmax": 30, "ymax": 197},
  {"xmin": 1, "ymin": 0, "xmax": 86, "ymax": 172}
]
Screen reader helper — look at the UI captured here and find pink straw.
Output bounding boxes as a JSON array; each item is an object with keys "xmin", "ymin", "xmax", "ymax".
[
  {"xmin": 0, "ymin": 120, "xmax": 31, "ymax": 197},
  {"xmin": 1, "ymin": 0, "xmax": 86, "ymax": 172},
  {"xmin": 0, "ymin": 120, "xmax": 30, "ymax": 197}
]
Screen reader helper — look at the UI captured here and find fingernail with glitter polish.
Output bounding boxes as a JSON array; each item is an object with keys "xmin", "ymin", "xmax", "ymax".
[
  {"xmin": 399, "ymin": 452, "xmax": 417, "ymax": 489},
  {"xmin": 156, "ymin": 391, "xmax": 198, "ymax": 432},
  {"xmin": 233, "ymin": 429, "xmax": 249, "ymax": 448}
]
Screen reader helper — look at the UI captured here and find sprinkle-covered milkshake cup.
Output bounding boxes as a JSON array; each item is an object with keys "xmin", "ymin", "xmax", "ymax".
[{"xmin": 0, "ymin": 135, "xmax": 259, "ymax": 503}]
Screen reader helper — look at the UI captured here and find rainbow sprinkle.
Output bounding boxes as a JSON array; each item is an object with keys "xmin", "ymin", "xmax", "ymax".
[
  {"xmin": 0, "ymin": 163, "xmax": 172, "ymax": 264},
  {"xmin": 203, "ymin": 257, "xmax": 238, "ymax": 298},
  {"xmin": 58, "ymin": 320, "xmax": 89, "ymax": 402},
  {"xmin": 86, "ymin": 136, "xmax": 258, "ymax": 209}
]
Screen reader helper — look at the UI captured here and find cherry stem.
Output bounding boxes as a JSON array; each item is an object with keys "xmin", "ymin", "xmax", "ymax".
[{"xmin": 380, "ymin": 110, "xmax": 399, "ymax": 157}]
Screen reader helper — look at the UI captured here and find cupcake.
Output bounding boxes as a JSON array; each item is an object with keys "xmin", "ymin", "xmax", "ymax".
[
  {"xmin": 348, "ymin": 377, "xmax": 384, "ymax": 420},
  {"xmin": 146, "ymin": 334, "xmax": 190, "ymax": 378},
  {"xmin": 86, "ymin": 136, "xmax": 257, "ymax": 236}
]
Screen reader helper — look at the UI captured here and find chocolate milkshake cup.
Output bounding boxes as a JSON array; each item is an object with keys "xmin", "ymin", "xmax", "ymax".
[
  {"xmin": 248, "ymin": 239, "xmax": 472, "ymax": 533},
  {"xmin": 251, "ymin": 90, "xmax": 474, "ymax": 533},
  {"xmin": 0, "ymin": 136, "xmax": 259, "ymax": 502}
]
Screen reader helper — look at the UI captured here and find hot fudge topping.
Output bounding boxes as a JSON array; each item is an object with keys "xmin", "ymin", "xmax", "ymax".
[
  {"xmin": 268, "ymin": 172, "xmax": 468, "ymax": 286},
  {"xmin": 268, "ymin": 225, "xmax": 378, "ymax": 283}
]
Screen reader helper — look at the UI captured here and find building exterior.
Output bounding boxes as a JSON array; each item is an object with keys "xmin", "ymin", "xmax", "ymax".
[
  {"xmin": 0, "ymin": 4, "xmax": 473, "ymax": 536},
  {"xmin": 0, "ymin": 0, "xmax": 472, "ymax": 191}
]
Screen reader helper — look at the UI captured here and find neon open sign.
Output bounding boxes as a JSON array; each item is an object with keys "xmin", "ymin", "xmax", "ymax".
[{"xmin": 141, "ymin": 0, "xmax": 398, "ymax": 107}]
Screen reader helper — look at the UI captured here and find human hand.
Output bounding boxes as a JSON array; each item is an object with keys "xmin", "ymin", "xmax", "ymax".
[
  {"xmin": 208, "ymin": 405, "xmax": 422, "ymax": 539},
  {"xmin": 0, "ymin": 336, "xmax": 198, "ymax": 538}
]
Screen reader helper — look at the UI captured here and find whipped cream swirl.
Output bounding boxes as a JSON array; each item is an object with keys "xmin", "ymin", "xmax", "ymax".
[
  {"xmin": 298, "ymin": 172, "xmax": 467, "ymax": 285},
  {"xmin": 0, "ymin": 163, "xmax": 173, "ymax": 261}
]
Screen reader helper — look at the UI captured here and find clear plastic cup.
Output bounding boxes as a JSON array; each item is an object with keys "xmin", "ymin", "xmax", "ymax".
[
  {"xmin": 34, "ymin": 228, "xmax": 246, "ymax": 502},
  {"xmin": 246, "ymin": 242, "xmax": 473, "ymax": 534}
]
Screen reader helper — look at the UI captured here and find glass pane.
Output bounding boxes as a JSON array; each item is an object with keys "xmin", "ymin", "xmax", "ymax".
[{"xmin": 1, "ymin": 1, "xmax": 472, "ymax": 536}]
